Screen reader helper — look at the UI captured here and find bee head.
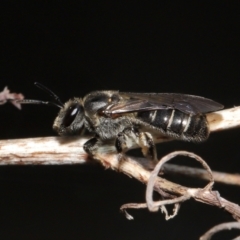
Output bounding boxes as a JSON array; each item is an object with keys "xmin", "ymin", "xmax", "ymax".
[
  {"xmin": 53, "ymin": 98, "xmax": 85, "ymax": 135},
  {"xmin": 19, "ymin": 82, "xmax": 86, "ymax": 136}
]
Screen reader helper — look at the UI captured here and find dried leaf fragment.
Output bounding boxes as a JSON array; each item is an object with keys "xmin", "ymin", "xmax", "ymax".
[{"xmin": 0, "ymin": 86, "xmax": 24, "ymax": 109}]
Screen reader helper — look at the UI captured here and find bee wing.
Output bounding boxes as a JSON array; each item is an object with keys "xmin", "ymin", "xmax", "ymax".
[
  {"xmin": 104, "ymin": 99, "xmax": 168, "ymax": 115},
  {"xmin": 104, "ymin": 93, "xmax": 223, "ymax": 115}
]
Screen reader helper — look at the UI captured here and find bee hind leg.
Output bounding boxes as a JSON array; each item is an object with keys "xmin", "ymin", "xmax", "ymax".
[
  {"xmin": 115, "ymin": 127, "xmax": 158, "ymax": 163},
  {"xmin": 138, "ymin": 132, "xmax": 158, "ymax": 163}
]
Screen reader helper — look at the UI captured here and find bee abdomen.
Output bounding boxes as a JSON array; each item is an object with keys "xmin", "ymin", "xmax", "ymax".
[
  {"xmin": 137, "ymin": 109, "xmax": 209, "ymax": 142},
  {"xmin": 182, "ymin": 114, "xmax": 209, "ymax": 142}
]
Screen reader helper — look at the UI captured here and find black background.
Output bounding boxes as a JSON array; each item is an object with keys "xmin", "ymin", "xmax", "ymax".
[{"xmin": 1, "ymin": 2, "xmax": 240, "ymax": 239}]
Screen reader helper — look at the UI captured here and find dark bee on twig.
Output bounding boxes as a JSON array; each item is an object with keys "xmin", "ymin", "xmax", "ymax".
[{"xmin": 20, "ymin": 83, "xmax": 223, "ymax": 162}]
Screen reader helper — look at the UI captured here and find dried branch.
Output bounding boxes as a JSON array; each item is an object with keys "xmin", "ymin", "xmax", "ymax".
[
  {"xmin": 207, "ymin": 106, "xmax": 240, "ymax": 132},
  {"xmin": 1, "ymin": 136, "xmax": 240, "ymax": 222},
  {"xmin": 200, "ymin": 222, "xmax": 240, "ymax": 240},
  {"xmin": 97, "ymin": 150, "xmax": 240, "ymax": 221},
  {"xmin": 1, "ymin": 135, "xmax": 240, "ymax": 186},
  {"xmin": 1, "ymin": 105, "xmax": 240, "ymax": 238},
  {"xmin": 163, "ymin": 164, "xmax": 240, "ymax": 186},
  {"xmin": 120, "ymin": 151, "xmax": 240, "ymax": 222},
  {"xmin": 0, "ymin": 136, "xmax": 89, "ymax": 165},
  {"xmin": 146, "ymin": 151, "xmax": 214, "ymax": 212}
]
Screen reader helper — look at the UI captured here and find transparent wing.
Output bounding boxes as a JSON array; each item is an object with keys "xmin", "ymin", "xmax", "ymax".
[{"xmin": 103, "ymin": 92, "xmax": 223, "ymax": 115}]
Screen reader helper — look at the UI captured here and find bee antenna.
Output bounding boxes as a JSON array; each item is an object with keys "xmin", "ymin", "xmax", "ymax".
[
  {"xmin": 19, "ymin": 99, "xmax": 62, "ymax": 108},
  {"xmin": 34, "ymin": 82, "xmax": 64, "ymax": 107}
]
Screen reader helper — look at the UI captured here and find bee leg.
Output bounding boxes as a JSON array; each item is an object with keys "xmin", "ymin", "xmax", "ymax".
[
  {"xmin": 115, "ymin": 128, "xmax": 138, "ymax": 168},
  {"xmin": 115, "ymin": 128, "xmax": 157, "ymax": 164},
  {"xmin": 83, "ymin": 137, "xmax": 99, "ymax": 156},
  {"xmin": 115, "ymin": 127, "xmax": 137, "ymax": 154},
  {"xmin": 137, "ymin": 132, "xmax": 158, "ymax": 163},
  {"xmin": 115, "ymin": 128, "xmax": 158, "ymax": 163}
]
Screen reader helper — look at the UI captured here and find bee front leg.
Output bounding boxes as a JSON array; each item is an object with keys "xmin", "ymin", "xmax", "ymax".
[
  {"xmin": 83, "ymin": 137, "xmax": 99, "ymax": 156},
  {"xmin": 115, "ymin": 127, "xmax": 158, "ymax": 163}
]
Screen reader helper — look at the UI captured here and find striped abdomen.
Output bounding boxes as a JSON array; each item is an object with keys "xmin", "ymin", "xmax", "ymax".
[{"xmin": 137, "ymin": 109, "xmax": 209, "ymax": 142}]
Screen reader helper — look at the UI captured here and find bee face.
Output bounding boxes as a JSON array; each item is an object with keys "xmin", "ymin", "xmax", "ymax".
[{"xmin": 53, "ymin": 98, "xmax": 85, "ymax": 135}]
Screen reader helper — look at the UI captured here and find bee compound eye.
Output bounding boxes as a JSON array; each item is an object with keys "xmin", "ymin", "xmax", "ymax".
[{"xmin": 62, "ymin": 104, "xmax": 83, "ymax": 127}]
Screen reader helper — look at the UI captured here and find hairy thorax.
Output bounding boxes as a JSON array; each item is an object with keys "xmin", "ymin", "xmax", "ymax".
[{"xmin": 85, "ymin": 115, "xmax": 133, "ymax": 140}]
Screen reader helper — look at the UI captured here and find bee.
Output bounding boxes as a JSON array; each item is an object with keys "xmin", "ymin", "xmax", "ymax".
[{"xmin": 21, "ymin": 83, "xmax": 223, "ymax": 161}]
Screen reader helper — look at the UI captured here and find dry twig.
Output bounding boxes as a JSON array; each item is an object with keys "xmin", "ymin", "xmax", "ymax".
[
  {"xmin": 119, "ymin": 151, "xmax": 240, "ymax": 222},
  {"xmin": 1, "ymin": 105, "xmax": 240, "ymax": 239},
  {"xmin": 163, "ymin": 164, "xmax": 240, "ymax": 186},
  {"xmin": 1, "ymin": 136, "xmax": 240, "ymax": 221},
  {"xmin": 200, "ymin": 222, "xmax": 240, "ymax": 240}
]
